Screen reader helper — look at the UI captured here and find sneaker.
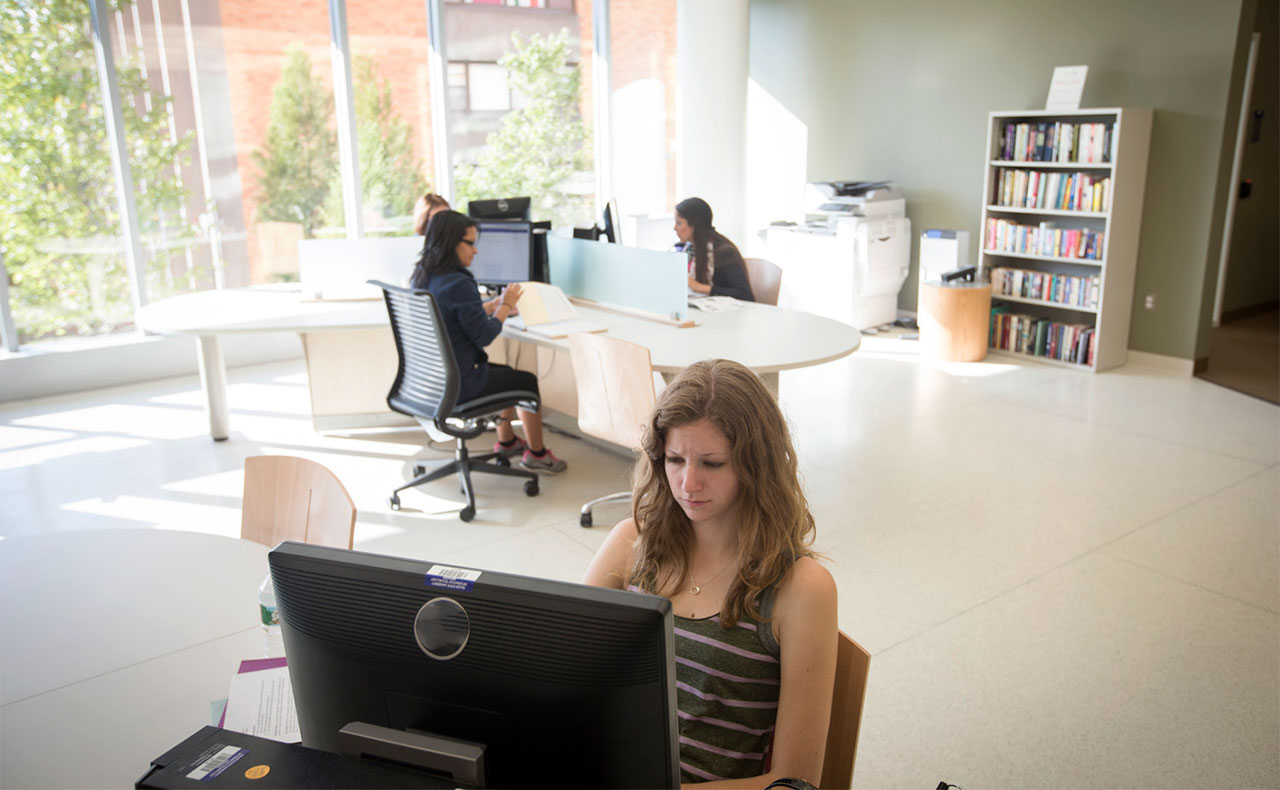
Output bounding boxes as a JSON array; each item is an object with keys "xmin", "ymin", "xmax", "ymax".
[
  {"xmin": 493, "ymin": 437, "xmax": 527, "ymax": 457},
  {"xmin": 520, "ymin": 447, "xmax": 567, "ymax": 474}
]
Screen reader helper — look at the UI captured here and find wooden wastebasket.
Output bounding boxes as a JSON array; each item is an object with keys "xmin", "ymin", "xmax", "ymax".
[{"xmin": 919, "ymin": 281, "xmax": 992, "ymax": 362}]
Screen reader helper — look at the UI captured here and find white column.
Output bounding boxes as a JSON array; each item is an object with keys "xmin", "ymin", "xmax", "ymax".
[
  {"xmin": 425, "ymin": 0, "xmax": 454, "ymax": 202},
  {"xmin": 676, "ymin": 0, "xmax": 749, "ymax": 244},
  {"xmin": 329, "ymin": 0, "xmax": 364, "ymax": 238}
]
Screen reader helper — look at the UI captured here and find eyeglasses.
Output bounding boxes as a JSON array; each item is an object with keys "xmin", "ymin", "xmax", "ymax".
[{"xmin": 460, "ymin": 238, "xmax": 476, "ymax": 247}]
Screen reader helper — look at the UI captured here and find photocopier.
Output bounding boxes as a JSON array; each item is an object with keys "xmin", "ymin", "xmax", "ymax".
[{"xmin": 763, "ymin": 181, "xmax": 911, "ymax": 330}]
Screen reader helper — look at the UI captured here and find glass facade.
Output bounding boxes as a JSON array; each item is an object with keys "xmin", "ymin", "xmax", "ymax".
[{"xmin": 0, "ymin": 0, "xmax": 677, "ymax": 350}]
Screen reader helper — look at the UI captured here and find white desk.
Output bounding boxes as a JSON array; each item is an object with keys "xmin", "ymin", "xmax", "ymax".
[
  {"xmin": 0, "ymin": 529, "xmax": 269, "ymax": 789},
  {"xmin": 138, "ymin": 286, "xmax": 861, "ymax": 440}
]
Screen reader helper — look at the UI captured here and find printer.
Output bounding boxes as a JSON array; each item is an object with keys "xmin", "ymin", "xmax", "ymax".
[
  {"xmin": 765, "ymin": 181, "xmax": 911, "ymax": 330},
  {"xmin": 803, "ymin": 181, "xmax": 907, "ymax": 228}
]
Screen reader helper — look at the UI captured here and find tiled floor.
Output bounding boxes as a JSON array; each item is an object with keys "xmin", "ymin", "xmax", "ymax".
[{"xmin": 2, "ymin": 334, "xmax": 1277, "ymax": 788}]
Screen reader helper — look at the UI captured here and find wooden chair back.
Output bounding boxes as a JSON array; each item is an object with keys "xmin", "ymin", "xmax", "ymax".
[
  {"xmin": 567, "ymin": 333, "xmax": 657, "ymax": 450},
  {"xmin": 240, "ymin": 455, "xmax": 356, "ymax": 550},
  {"xmin": 744, "ymin": 257, "xmax": 783, "ymax": 306},
  {"xmin": 821, "ymin": 631, "xmax": 872, "ymax": 789}
]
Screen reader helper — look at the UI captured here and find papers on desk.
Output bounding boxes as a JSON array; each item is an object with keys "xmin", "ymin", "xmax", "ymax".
[
  {"xmin": 511, "ymin": 283, "xmax": 606, "ymax": 338},
  {"xmin": 688, "ymin": 295, "xmax": 751, "ymax": 313},
  {"xmin": 221, "ymin": 658, "xmax": 300, "ymax": 743}
]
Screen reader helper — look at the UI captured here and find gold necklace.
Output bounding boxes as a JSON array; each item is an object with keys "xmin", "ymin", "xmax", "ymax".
[{"xmin": 690, "ymin": 556, "xmax": 736, "ymax": 595}]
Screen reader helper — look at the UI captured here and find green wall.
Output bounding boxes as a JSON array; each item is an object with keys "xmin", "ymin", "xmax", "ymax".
[{"xmin": 749, "ymin": 0, "xmax": 1250, "ymax": 360}]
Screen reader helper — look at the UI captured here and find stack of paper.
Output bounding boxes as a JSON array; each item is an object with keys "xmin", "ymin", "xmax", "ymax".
[{"xmin": 219, "ymin": 657, "xmax": 300, "ymax": 743}]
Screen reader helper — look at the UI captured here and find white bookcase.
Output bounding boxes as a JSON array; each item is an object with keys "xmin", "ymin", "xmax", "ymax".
[{"xmin": 979, "ymin": 107, "xmax": 1152, "ymax": 371}]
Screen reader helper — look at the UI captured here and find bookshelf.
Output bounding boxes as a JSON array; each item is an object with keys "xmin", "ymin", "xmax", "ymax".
[{"xmin": 980, "ymin": 108, "xmax": 1152, "ymax": 371}]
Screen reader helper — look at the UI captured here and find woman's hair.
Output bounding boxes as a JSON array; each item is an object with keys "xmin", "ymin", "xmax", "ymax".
[
  {"xmin": 675, "ymin": 197, "xmax": 717, "ymax": 284},
  {"xmin": 413, "ymin": 209, "xmax": 476, "ymax": 286},
  {"xmin": 412, "ymin": 193, "xmax": 451, "ymax": 236},
  {"xmin": 628, "ymin": 359, "xmax": 817, "ymax": 627}
]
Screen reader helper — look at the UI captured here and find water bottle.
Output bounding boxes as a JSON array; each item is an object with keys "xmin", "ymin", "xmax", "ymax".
[{"xmin": 257, "ymin": 573, "xmax": 284, "ymax": 658}]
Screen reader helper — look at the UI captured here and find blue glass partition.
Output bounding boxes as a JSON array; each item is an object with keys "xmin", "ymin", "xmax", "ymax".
[{"xmin": 546, "ymin": 236, "xmax": 688, "ymax": 321}]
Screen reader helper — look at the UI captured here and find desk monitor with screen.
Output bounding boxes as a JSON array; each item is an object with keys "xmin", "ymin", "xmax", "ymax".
[
  {"xmin": 269, "ymin": 542, "xmax": 680, "ymax": 789},
  {"xmin": 468, "ymin": 196, "xmax": 531, "ymax": 221},
  {"xmin": 471, "ymin": 220, "xmax": 534, "ymax": 287}
]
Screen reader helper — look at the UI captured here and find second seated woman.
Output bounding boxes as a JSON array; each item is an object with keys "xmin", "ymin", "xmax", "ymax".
[
  {"xmin": 674, "ymin": 197, "xmax": 755, "ymax": 302},
  {"xmin": 410, "ymin": 210, "xmax": 567, "ymax": 474},
  {"xmin": 584, "ymin": 358, "xmax": 836, "ymax": 787}
]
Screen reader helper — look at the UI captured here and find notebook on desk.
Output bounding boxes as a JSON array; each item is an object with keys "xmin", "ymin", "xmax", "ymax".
[{"xmin": 509, "ymin": 282, "xmax": 606, "ymax": 339}]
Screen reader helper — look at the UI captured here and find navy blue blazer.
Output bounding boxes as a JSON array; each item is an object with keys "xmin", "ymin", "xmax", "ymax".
[{"xmin": 416, "ymin": 266, "xmax": 502, "ymax": 403}]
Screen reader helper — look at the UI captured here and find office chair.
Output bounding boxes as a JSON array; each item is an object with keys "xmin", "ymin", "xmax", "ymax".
[
  {"xmin": 821, "ymin": 631, "xmax": 872, "ymax": 789},
  {"xmin": 240, "ymin": 455, "xmax": 356, "ymax": 549},
  {"xmin": 567, "ymin": 332, "xmax": 658, "ymax": 527},
  {"xmin": 743, "ymin": 257, "xmax": 783, "ymax": 306},
  {"xmin": 373, "ymin": 281, "xmax": 540, "ymax": 522}
]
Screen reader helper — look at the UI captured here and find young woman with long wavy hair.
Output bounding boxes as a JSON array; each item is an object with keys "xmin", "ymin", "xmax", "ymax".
[{"xmin": 584, "ymin": 359, "xmax": 836, "ymax": 787}]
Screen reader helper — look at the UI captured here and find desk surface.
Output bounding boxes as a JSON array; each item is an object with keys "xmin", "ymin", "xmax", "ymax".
[
  {"xmin": 137, "ymin": 286, "xmax": 862, "ymax": 374},
  {"xmin": 1, "ymin": 530, "xmax": 268, "ymax": 788}
]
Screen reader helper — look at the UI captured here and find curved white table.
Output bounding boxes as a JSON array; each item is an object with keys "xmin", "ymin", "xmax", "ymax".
[
  {"xmin": 138, "ymin": 286, "xmax": 861, "ymax": 440},
  {"xmin": 0, "ymin": 529, "xmax": 269, "ymax": 789}
]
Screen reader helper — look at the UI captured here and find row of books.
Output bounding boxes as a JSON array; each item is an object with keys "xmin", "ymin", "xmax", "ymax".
[
  {"xmin": 990, "ymin": 309, "xmax": 1096, "ymax": 366},
  {"xmin": 997, "ymin": 121, "xmax": 1114, "ymax": 164},
  {"xmin": 985, "ymin": 217, "xmax": 1105, "ymax": 260},
  {"xmin": 992, "ymin": 169, "xmax": 1111, "ymax": 213},
  {"xmin": 990, "ymin": 266, "xmax": 1100, "ymax": 309}
]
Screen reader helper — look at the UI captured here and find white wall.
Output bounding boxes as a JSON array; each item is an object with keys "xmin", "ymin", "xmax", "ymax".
[
  {"xmin": 0, "ymin": 333, "xmax": 301, "ymax": 403},
  {"xmin": 676, "ymin": 0, "xmax": 749, "ymax": 244}
]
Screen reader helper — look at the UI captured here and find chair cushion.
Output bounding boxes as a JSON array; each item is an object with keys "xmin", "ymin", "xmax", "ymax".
[{"xmin": 450, "ymin": 390, "xmax": 540, "ymax": 421}]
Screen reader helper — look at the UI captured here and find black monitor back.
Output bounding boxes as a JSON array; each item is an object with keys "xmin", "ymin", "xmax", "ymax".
[
  {"xmin": 270, "ymin": 542, "xmax": 679, "ymax": 789},
  {"xmin": 468, "ymin": 196, "xmax": 531, "ymax": 221}
]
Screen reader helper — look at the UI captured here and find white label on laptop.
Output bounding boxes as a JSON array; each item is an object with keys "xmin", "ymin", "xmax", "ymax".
[
  {"xmin": 425, "ymin": 565, "xmax": 482, "ymax": 592},
  {"xmin": 186, "ymin": 744, "xmax": 248, "ymax": 781}
]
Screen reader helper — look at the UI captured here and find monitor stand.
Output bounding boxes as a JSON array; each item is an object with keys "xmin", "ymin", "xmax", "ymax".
[{"xmin": 338, "ymin": 722, "xmax": 487, "ymax": 786}]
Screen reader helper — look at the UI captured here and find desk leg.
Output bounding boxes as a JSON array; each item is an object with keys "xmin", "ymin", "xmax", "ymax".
[{"xmin": 196, "ymin": 335, "xmax": 230, "ymax": 441}]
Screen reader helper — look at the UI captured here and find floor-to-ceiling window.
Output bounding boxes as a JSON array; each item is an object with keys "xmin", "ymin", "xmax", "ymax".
[
  {"xmin": 443, "ymin": 0, "xmax": 594, "ymax": 229},
  {"xmin": 0, "ymin": 0, "xmax": 682, "ymax": 358}
]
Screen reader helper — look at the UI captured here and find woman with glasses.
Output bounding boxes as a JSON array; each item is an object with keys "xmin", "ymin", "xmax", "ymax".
[{"xmin": 410, "ymin": 210, "xmax": 567, "ymax": 474}]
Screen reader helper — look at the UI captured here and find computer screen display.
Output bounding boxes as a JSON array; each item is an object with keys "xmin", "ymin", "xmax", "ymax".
[
  {"xmin": 270, "ymin": 542, "xmax": 680, "ymax": 789},
  {"xmin": 467, "ymin": 196, "xmax": 531, "ymax": 221},
  {"xmin": 470, "ymin": 221, "xmax": 532, "ymax": 286}
]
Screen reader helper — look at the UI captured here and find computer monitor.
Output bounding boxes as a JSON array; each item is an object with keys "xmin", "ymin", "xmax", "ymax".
[
  {"xmin": 467, "ymin": 196, "xmax": 531, "ymax": 221},
  {"xmin": 470, "ymin": 220, "xmax": 534, "ymax": 287},
  {"xmin": 270, "ymin": 542, "xmax": 680, "ymax": 789},
  {"xmin": 601, "ymin": 199, "xmax": 620, "ymax": 244}
]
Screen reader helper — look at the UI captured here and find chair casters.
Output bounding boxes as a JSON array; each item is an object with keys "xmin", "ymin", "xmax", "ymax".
[
  {"xmin": 580, "ymin": 510, "xmax": 592, "ymax": 528},
  {"xmin": 412, "ymin": 464, "xmax": 425, "ymax": 477},
  {"xmin": 459, "ymin": 505, "xmax": 475, "ymax": 522},
  {"xmin": 389, "ymin": 493, "xmax": 401, "ymax": 511},
  {"xmin": 524, "ymin": 479, "xmax": 539, "ymax": 497}
]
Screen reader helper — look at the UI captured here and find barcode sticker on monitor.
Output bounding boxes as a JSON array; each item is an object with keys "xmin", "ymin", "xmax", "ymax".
[
  {"xmin": 425, "ymin": 564, "xmax": 481, "ymax": 592},
  {"xmin": 185, "ymin": 745, "xmax": 248, "ymax": 782}
]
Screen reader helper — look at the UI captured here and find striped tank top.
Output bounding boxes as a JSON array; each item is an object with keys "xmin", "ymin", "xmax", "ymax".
[{"xmin": 629, "ymin": 584, "xmax": 781, "ymax": 783}]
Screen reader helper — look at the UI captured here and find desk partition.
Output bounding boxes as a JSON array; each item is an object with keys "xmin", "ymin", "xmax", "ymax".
[
  {"xmin": 299, "ymin": 237, "xmax": 421, "ymax": 300},
  {"xmin": 547, "ymin": 236, "xmax": 688, "ymax": 321}
]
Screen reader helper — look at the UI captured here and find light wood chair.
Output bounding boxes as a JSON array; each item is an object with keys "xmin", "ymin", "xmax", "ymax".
[
  {"xmin": 744, "ymin": 257, "xmax": 783, "ymax": 306},
  {"xmin": 820, "ymin": 631, "xmax": 872, "ymax": 789},
  {"xmin": 240, "ymin": 455, "xmax": 357, "ymax": 549},
  {"xmin": 567, "ymin": 332, "xmax": 658, "ymax": 527}
]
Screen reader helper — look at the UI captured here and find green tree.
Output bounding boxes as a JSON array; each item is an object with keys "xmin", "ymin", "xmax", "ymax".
[
  {"xmin": 0, "ymin": 0, "xmax": 195, "ymax": 342},
  {"xmin": 453, "ymin": 30, "xmax": 593, "ymax": 229},
  {"xmin": 252, "ymin": 46, "xmax": 339, "ymax": 237},
  {"xmin": 321, "ymin": 55, "xmax": 430, "ymax": 234}
]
